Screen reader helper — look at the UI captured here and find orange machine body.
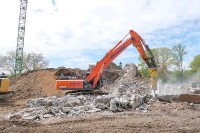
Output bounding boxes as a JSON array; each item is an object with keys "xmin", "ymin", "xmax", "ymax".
[{"xmin": 56, "ymin": 80, "xmax": 84, "ymax": 90}]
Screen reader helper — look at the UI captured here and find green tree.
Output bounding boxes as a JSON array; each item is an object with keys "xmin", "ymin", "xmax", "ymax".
[
  {"xmin": 138, "ymin": 47, "xmax": 173, "ymax": 83},
  {"xmin": 189, "ymin": 54, "xmax": 200, "ymax": 81},
  {"xmin": 190, "ymin": 54, "xmax": 200, "ymax": 71}
]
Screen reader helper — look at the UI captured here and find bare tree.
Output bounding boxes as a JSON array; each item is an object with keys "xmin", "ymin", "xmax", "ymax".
[
  {"xmin": 0, "ymin": 51, "xmax": 16, "ymax": 75},
  {"xmin": 0, "ymin": 51, "xmax": 49, "ymax": 74},
  {"xmin": 23, "ymin": 52, "xmax": 49, "ymax": 72},
  {"xmin": 172, "ymin": 43, "xmax": 187, "ymax": 82},
  {"xmin": 172, "ymin": 43, "xmax": 187, "ymax": 70}
]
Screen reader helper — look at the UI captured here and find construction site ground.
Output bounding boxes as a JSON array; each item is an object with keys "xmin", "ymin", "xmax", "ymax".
[
  {"xmin": 1, "ymin": 99, "xmax": 200, "ymax": 133},
  {"xmin": 0, "ymin": 65, "xmax": 200, "ymax": 133}
]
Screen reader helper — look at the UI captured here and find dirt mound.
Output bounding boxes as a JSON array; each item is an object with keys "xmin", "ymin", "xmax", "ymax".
[
  {"xmin": 10, "ymin": 69, "xmax": 65, "ymax": 99},
  {"xmin": 54, "ymin": 67, "xmax": 86, "ymax": 80},
  {"xmin": 102, "ymin": 62, "xmax": 122, "ymax": 84},
  {"xmin": 104, "ymin": 62, "xmax": 121, "ymax": 71},
  {"xmin": 102, "ymin": 70, "xmax": 121, "ymax": 84}
]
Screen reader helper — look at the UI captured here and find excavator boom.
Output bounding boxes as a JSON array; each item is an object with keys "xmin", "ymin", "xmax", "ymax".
[{"xmin": 86, "ymin": 30, "xmax": 157, "ymax": 89}]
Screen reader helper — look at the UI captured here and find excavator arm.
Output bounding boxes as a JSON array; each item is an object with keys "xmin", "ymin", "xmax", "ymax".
[{"xmin": 86, "ymin": 30, "xmax": 158, "ymax": 90}]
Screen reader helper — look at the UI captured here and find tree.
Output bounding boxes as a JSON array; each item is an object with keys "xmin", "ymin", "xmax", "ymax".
[
  {"xmin": 190, "ymin": 54, "xmax": 200, "ymax": 71},
  {"xmin": 189, "ymin": 54, "xmax": 200, "ymax": 81},
  {"xmin": 138, "ymin": 47, "xmax": 174, "ymax": 82},
  {"xmin": 172, "ymin": 43, "xmax": 187, "ymax": 82},
  {"xmin": 0, "ymin": 51, "xmax": 16, "ymax": 75},
  {"xmin": 23, "ymin": 52, "xmax": 49, "ymax": 72},
  {"xmin": 156, "ymin": 47, "xmax": 174, "ymax": 82},
  {"xmin": 172, "ymin": 43, "xmax": 187, "ymax": 70},
  {"xmin": 0, "ymin": 51, "xmax": 49, "ymax": 75}
]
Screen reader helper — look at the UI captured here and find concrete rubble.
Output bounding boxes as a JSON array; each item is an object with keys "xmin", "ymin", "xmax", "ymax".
[
  {"xmin": 4, "ymin": 63, "xmax": 153, "ymax": 121},
  {"xmin": 108, "ymin": 63, "xmax": 151, "ymax": 95},
  {"xmin": 6, "ymin": 92, "xmax": 151, "ymax": 120}
]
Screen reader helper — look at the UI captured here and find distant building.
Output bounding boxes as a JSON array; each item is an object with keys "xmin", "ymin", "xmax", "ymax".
[{"xmin": 119, "ymin": 62, "xmax": 122, "ymax": 69}]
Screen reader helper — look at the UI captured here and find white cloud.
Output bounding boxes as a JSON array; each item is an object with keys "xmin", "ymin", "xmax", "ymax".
[{"xmin": 0, "ymin": 0, "xmax": 200, "ymax": 69}]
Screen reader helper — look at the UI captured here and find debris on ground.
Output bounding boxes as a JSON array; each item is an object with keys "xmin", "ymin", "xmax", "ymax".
[
  {"xmin": 2, "ymin": 62, "xmax": 154, "ymax": 121},
  {"xmin": 5, "ymin": 92, "xmax": 149, "ymax": 120},
  {"xmin": 108, "ymin": 63, "xmax": 150, "ymax": 95},
  {"xmin": 1, "ymin": 62, "xmax": 200, "ymax": 133}
]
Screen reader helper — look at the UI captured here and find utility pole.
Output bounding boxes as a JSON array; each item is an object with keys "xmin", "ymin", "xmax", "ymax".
[{"xmin": 14, "ymin": 0, "xmax": 28, "ymax": 76}]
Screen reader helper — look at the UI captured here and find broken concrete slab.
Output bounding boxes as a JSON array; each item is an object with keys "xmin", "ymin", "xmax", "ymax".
[
  {"xmin": 86, "ymin": 108, "xmax": 101, "ymax": 113},
  {"xmin": 23, "ymin": 113, "xmax": 38, "ymax": 120},
  {"xmin": 96, "ymin": 103, "xmax": 109, "ymax": 110},
  {"xmin": 43, "ymin": 114, "xmax": 54, "ymax": 118},
  {"xmin": 110, "ymin": 98, "xmax": 119, "ymax": 112}
]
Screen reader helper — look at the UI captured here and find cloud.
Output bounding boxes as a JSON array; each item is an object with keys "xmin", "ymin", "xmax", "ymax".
[{"xmin": 0, "ymin": 0, "xmax": 200, "ymax": 69}]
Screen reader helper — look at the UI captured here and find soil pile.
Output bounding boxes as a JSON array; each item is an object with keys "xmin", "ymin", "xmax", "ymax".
[
  {"xmin": 54, "ymin": 67, "xmax": 86, "ymax": 80},
  {"xmin": 102, "ymin": 62, "xmax": 122, "ymax": 84},
  {"xmin": 10, "ymin": 69, "xmax": 65, "ymax": 99},
  {"xmin": 104, "ymin": 62, "xmax": 121, "ymax": 71}
]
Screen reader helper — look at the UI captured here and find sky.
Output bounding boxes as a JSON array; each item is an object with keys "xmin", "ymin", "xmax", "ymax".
[{"xmin": 0, "ymin": 0, "xmax": 200, "ymax": 70}]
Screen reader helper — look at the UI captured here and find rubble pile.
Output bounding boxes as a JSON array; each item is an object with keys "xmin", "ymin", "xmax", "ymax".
[
  {"xmin": 5, "ymin": 63, "xmax": 153, "ymax": 121},
  {"xmin": 6, "ymin": 92, "xmax": 151, "ymax": 120},
  {"xmin": 108, "ymin": 63, "xmax": 151, "ymax": 95}
]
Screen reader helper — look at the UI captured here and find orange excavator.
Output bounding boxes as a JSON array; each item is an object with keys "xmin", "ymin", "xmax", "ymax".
[{"xmin": 55, "ymin": 30, "xmax": 157, "ymax": 94}]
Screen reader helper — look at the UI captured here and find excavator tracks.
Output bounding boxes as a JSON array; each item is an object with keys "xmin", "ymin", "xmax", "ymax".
[
  {"xmin": 65, "ymin": 90, "xmax": 109, "ymax": 95},
  {"xmin": 0, "ymin": 91, "xmax": 15, "ymax": 99}
]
